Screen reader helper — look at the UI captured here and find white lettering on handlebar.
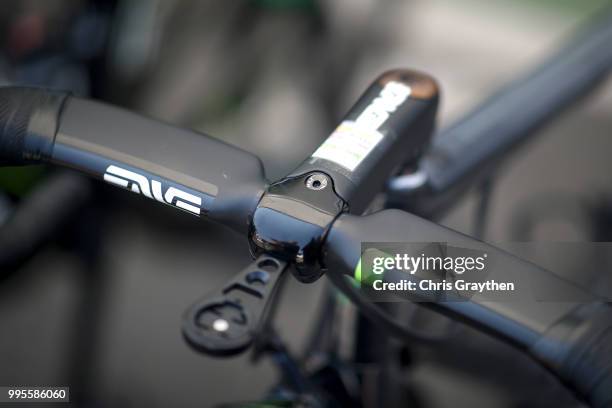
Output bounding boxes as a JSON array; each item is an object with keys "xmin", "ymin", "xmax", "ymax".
[{"xmin": 103, "ymin": 165, "xmax": 202, "ymax": 215}]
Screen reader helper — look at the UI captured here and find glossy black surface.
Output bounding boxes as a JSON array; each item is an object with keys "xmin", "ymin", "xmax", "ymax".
[{"xmin": 250, "ymin": 172, "xmax": 347, "ymax": 282}]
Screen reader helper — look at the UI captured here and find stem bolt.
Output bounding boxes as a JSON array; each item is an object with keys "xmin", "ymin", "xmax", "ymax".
[{"xmin": 305, "ymin": 173, "xmax": 328, "ymax": 191}]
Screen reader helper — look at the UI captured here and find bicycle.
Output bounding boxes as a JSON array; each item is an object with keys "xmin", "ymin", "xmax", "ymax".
[{"xmin": 0, "ymin": 9, "xmax": 611, "ymax": 408}]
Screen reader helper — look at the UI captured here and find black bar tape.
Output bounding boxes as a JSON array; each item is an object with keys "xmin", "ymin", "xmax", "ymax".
[
  {"xmin": 0, "ymin": 87, "xmax": 68, "ymax": 165},
  {"xmin": 531, "ymin": 303, "xmax": 612, "ymax": 407}
]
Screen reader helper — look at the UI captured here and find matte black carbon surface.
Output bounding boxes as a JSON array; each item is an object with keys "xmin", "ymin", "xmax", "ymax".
[
  {"xmin": 183, "ymin": 256, "xmax": 288, "ymax": 356},
  {"xmin": 325, "ymin": 209, "xmax": 583, "ymax": 347},
  {"xmin": 52, "ymin": 97, "xmax": 267, "ymax": 233}
]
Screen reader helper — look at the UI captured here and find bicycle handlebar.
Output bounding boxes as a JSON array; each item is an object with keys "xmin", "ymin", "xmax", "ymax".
[
  {"xmin": 1, "ymin": 74, "xmax": 609, "ymax": 405},
  {"xmin": 0, "ymin": 87, "xmax": 267, "ymax": 233},
  {"xmin": 324, "ymin": 209, "xmax": 612, "ymax": 406}
]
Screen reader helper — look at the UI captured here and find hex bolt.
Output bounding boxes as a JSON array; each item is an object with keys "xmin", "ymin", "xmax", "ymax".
[{"xmin": 305, "ymin": 173, "xmax": 328, "ymax": 191}]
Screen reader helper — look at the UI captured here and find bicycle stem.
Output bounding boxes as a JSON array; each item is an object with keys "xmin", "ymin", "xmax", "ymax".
[{"xmin": 249, "ymin": 70, "xmax": 439, "ymax": 282}]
